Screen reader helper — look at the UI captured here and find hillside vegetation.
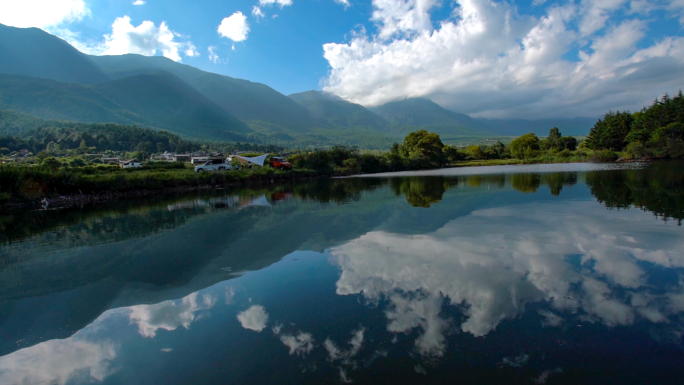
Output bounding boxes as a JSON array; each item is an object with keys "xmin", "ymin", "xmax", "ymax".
[
  {"xmin": 0, "ymin": 23, "xmax": 600, "ymax": 148},
  {"xmin": 0, "ymin": 72, "xmax": 250, "ymax": 141}
]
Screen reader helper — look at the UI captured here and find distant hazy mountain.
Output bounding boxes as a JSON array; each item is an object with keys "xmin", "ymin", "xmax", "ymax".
[
  {"xmin": 0, "ymin": 72, "xmax": 250, "ymax": 141},
  {"xmin": 290, "ymin": 91, "xmax": 388, "ymax": 129},
  {"xmin": 0, "ymin": 24, "xmax": 108, "ymax": 84},
  {"xmin": 89, "ymin": 55, "xmax": 317, "ymax": 132},
  {"xmin": 474, "ymin": 117, "xmax": 596, "ymax": 137},
  {"xmin": 370, "ymin": 98, "xmax": 488, "ymax": 138},
  {"xmin": 88, "ymin": 54, "xmax": 207, "ymax": 82},
  {"xmin": 189, "ymin": 73, "xmax": 316, "ymax": 132}
]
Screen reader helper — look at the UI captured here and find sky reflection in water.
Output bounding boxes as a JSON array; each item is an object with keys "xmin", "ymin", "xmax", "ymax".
[{"xmin": 0, "ymin": 162, "xmax": 683, "ymax": 385}]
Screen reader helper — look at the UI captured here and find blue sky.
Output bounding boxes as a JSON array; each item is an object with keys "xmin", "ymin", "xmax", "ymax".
[
  {"xmin": 72, "ymin": 0, "xmax": 366, "ymax": 93},
  {"xmin": 1, "ymin": 0, "xmax": 683, "ymax": 118}
]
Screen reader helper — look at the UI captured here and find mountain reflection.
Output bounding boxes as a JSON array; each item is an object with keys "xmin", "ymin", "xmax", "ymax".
[{"xmin": 1, "ymin": 162, "xmax": 683, "ymax": 385}]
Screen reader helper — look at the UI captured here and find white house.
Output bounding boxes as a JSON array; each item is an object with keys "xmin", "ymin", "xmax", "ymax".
[{"xmin": 120, "ymin": 160, "xmax": 143, "ymax": 169}]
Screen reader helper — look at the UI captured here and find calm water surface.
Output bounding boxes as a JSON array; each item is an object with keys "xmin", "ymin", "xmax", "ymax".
[{"xmin": 1, "ymin": 162, "xmax": 683, "ymax": 385}]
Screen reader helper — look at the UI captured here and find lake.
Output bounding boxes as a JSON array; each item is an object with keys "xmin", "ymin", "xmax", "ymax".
[{"xmin": 1, "ymin": 161, "xmax": 683, "ymax": 385}]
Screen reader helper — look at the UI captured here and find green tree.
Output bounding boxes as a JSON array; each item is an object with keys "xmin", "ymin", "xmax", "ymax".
[
  {"xmin": 627, "ymin": 91, "xmax": 684, "ymax": 144},
  {"xmin": 75, "ymin": 139, "xmax": 89, "ymax": 155},
  {"xmin": 35, "ymin": 151, "xmax": 50, "ymax": 162},
  {"xmin": 509, "ymin": 133, "xmax": 540, "ymax": 159},
  {"xmin": 401, "ymin": 130, "xmax": 446, "ymax": 168},
  {"xmin": 545, "ymin": 127, "xmax": 561, "ymax": 149},
  {"xmin": 443, "ymin": 145, "xmax": 465, "ymax": 162},
  {"xmin": 465, "ymin": 145, "xmax": 484, "ymax": 159},
  {"xmin": 45, "ymin": 141, "xmax": 61, "ymax": 155},
  {"xmin": 41, "ymin": 157, "xmax": 62, "ymax": 170},
  {"xmin": 491, "ymin": 141, "xmax": 505, "ymax": 157},
  {"xmin": 585, "ymin": 111, "xmax": 634, "ymax": 150},
  {"xmin": 386, "ymin": 143, "xmax": 405, "ymax": 170}
]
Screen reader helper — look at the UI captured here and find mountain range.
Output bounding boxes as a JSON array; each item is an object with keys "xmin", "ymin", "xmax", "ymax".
[{"xmin": 0, "ymin": 23, "xmax": 596, "ymax": 147}]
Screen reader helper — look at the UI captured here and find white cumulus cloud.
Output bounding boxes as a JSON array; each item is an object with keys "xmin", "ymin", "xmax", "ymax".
[
  {"xmin": 259, "ymin": 0, "xmax": 294, "ymax": 8},
  {"xmin": 128, "ymin": 292, "xmax": 217, "ymax": 338},
  {"xmin": 133, "ymin": 0, "xmax": 146, "ymax": 5},
  {"xmin": 0, "ymin": 339, "xmax": 117, "ymax": 385},
  {"xmin": 330, "ymin": 198, "xmax": 684, "ymax": 356},
  {"xmin": 280, "ymin": 332, "xmax": 315, "ymax": 355},
  {"xmin": 0, "ymin": 0, "xmax": 89, "ymax": 29},
  {"xmin": 237, "ymin": 305, "xmax": 269, "ymax": 332},
  {"xmin": 322, "ymin": 0, "xmax": 684, "ymax": 119},
  {"xmin": 252, "ymin": 6, "xmax": 266, "ymax": 20},
  {"xmin": 371, "ymin": 0, "xmax": 440, "ymax": 39},
  {"xmin": 208, "ymin": 46, "xmax": 220, "ymax": 63},
  {"xmin": 100, "ymin": 16, "xmax": 197, "ymax": 62},
  {"xmin": 218, "ymin": 11, "xmax": 250, "ymax": 42}
]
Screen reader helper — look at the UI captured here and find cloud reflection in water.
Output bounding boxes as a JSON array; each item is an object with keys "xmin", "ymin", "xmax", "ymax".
[{"xmin": 331, "ymin": 200, "xmax": 684, "ymax": 356}]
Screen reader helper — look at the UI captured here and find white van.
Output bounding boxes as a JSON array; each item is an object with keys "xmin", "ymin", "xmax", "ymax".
[{"xmin": 194, "ymin": 159, "xmax": 232, "ymax": 172}]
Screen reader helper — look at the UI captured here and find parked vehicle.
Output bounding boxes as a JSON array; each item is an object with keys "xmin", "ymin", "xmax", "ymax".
[
  {"xmin": 194, "ymin": 159, "xmax": 232, "ymax": 172},
  {"xmin": 269, "ymin": 156, "xmax": 292, "ymax": 170}
]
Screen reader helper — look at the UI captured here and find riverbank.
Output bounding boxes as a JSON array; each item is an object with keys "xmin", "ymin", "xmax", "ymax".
[
  {"xmin": 0, "ymin": 166, "xmax": 322, "ymax": 212},
  {"xmin": 0, "ymin": 155, "xmax": 644, "ymax": 212}
]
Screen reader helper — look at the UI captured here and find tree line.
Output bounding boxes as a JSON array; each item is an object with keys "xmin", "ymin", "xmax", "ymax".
[
  {"xmin": 584, "ymin": 91, "xmax": 684, "ymax": 159},
  {"xmin": 288, "ymin": 127, "xmax": 581, "ymax": 174},
  {"xmin": 0, "ymin": 122, "xmax": 284, "ymax": 160}
]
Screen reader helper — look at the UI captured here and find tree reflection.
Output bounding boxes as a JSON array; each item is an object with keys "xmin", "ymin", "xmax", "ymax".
[
  {"xmin": 391, "ymin": 177, "xmax": 451, "ymax": 208},
  {"xmin": 541, "ymin": 172, "xmax": 578, "ymax": 196},
  {"xmin": 511, "ymin": 173, "xmax": 541, "ymax": 193},
  {"xmin": 586, "ymin": 162, "xmax": 684, "ymax": 225}
]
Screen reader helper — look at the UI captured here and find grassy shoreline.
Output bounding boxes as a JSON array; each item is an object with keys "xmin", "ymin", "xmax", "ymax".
[
  {"xmin": 1, "ymin": 155, "xmax": 631, "ymax": 212},
  {"xmin": 0, "ymin": 165, "xmax": 322, "ymax": 211}
]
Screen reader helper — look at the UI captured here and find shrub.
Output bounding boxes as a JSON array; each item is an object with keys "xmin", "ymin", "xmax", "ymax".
[
  {"xmin": 558, "ymin": 149, "xmax": 572, "ymax": 158},
  {"xmin": 591, "ymin": 149, "xmax": 618, "ymax": 162},
  {"xmin": 510, "ymin": 133, "xmax": 540, "ymax": 159},
  {"xmin": 624, "ymin": 142, "xmax": 650, "ymax": 159}
]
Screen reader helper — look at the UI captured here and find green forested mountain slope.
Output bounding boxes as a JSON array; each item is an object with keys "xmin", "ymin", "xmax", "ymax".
[
  {"xmin": 0, "ymin": 72, "xmax": 251, "ymax": 141},
  {"xmin": 0, "ymin": 24, "xmax": 108, "ymax": 84},
  {"xmin": 97, "ymin": 71, "xmax": 251, "ymax": 137},
  {"xmin": 88, "ymin": 54, "xmax": 207, "ymax": 83},
  {"xmin": 371, "ymin": 98, "xmax": 489, "ymax": 138},
  {"xmin": 90, "ymin": 55, "xmax": 318, "ymax": 132},
  {"xmin": 289, "ymin": 91, "xmax": 388, "ymax": 129},
  {"xmin": 188, "ymin": 73, "xmax": 316, "ymax": 132}
]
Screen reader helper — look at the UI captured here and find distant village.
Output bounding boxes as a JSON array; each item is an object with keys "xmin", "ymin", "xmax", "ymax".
[{"xmin": 0, "ymin": 149, "xmax": 255, "ymax": 168}]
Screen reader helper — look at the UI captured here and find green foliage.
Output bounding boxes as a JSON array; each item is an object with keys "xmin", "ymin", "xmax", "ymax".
[
  {"xmin": 584, "ymin": 91, "xmax": 684, "ymax": 159},
  {"xmin": 591, "ymin": 149, "xmax": 619, "ymax": 162},
  {"xmin": 627, "ymin": 92, "xmax": 684, "ymax": 144},
  {"xmin": 465, "ymin": 145, "xmax": 485, "ymax": 159},
  {"xmin": 509, "ymin": 133, "xmax": 540, "ymax": 159},
  {"xmin": 0, "ymin": 120, "xmax": 212, "ymax": 155},
  {"xmin": 0, "ymin": 163, "xmax": 314, "ymax": 202},
  {"xmin": 585, "ymin": 111, "xmax": 633, "ymax": 150},
  {"xmin": 443, "ymin": 145, "xmax": 465, "ymax": 162},
  {"xmin": 41, "ymin": 157, "xmax": 62, "ymax": 170},
  {"xmin": 624, "ymin": 141, "xmax": 650, "ymax": 159},
  {"xmin": 402, "ymin": 130, "xmax": 446, "ymax": 168}
]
